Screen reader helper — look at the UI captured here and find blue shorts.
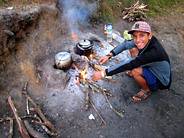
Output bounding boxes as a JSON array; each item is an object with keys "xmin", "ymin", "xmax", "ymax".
[{"xmin": 142, "ymin": 67, "xmax": 160, "ymax": 90}]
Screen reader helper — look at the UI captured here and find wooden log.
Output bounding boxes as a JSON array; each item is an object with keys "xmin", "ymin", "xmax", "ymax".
[
  {"xmin": 8, "ymin": 97, "xmax": 30, "ymax": 138},
  {"xmin": 24, "ymin": 120, "xmax": 46, "ymax": 138},
  {"xmin": 22, "ymin": 82, "xmax": 55, "ymax": 131}
]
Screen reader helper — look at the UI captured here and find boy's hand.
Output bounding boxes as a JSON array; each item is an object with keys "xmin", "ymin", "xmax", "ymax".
[
  {"xmin": 92, "ymin": 71, "xmax": 102, "ymax": 82},
  {"xmin": 98, "ymin": 56, "xmax": 109, "ymax": 65}
]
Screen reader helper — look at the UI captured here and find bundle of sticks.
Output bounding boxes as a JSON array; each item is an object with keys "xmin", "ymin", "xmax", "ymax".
[
  {"xmin": 0, "ymin": 82, "xmax": 57, "ymax": 138},
  {"xmin": 122, "ymin": 0, "xmax": 149, "ymax": 22}
]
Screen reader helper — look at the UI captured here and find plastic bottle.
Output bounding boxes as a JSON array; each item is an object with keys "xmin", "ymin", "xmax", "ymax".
[{"xmin": 106, "ymin": 23, "xmax": 112, "ymax": 43}]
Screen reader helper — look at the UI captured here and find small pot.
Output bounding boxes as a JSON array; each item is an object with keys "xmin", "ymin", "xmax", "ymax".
[
  {"xmin": 75, "ymin": 39, "xmax": 94, "ymax": 56},
  {"xmin": 55, "ymin": 52, "xmax": 72, "ymax": 69}
]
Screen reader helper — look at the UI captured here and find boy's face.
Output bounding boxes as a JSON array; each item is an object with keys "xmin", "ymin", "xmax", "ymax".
[{"xmin": 133, "ymin": 31, "xmax": 152, "ymax": 50}]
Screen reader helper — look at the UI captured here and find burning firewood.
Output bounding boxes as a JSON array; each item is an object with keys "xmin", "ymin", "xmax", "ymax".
[{"xmin": 122, "ymin": 0, "xmax": 149, "ymax": 22}]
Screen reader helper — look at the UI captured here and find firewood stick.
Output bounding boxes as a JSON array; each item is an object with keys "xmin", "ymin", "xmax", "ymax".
[
  {"xmin": 77, "ymin": 78, "xmax": 90, "ymax": 110},
  {"xmin": 26, "ymin": 98, "xmax": 30, "ymax": 115},
  {"xmin": 32, "ymin": 120, "xmax": 46, "ymax": 126},
  {"xmin": 33, "ymin": 114, "xmax": 58, "ymax": 136},
  {"xmin": 24, "ymin": 120, "xmax": 46, "ymax": 138},
  {"xmin": 22, "ymin": 82, "xmax": 55, "ymax": 131},
  {"xmin": 102, "ymin": 91, "xmax": 125, "ymax": 118},
  {"xmin": 29, "ymin": 107, "xmax": 55, "ymax": 131},
  {"xmin": 76, "ymin": 82, "xmax": 106, "ymax": 126},
  {"xmin": 78, "ymin": 77, "xmax": 113, "ymax": 97},
  {"xmin": 88, "ymin": 83, "xmax": 114, "ymax": 97},
  {"xmin": 0, "ymin": 115, "xmax": 38, "ymax": 123},
  {"xmin": 8, "ymin": 97, "xmax": 30, "ymax": 138},
  {"xmin": 87, "ymin": 79, "xmax": 110, "ymax": 92},
  {"xmin": 85, "ymin": 84, "xmax": 90, "ymax": 110},
  {"xmin": 8, "ymin": 118, "xmax": 13, "ymax": 138},
  {"xmin": 102, "ymin": 78, "xmax": 117, "ymax": 83},
  {"xmin": 79, "ymin": 78, "xmax": 113, "ymax": 96}
]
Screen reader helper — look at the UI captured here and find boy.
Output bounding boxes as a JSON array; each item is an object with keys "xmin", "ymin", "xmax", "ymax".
[{"xmin": 92, "ymin": 21, "xmax": 171, "ymax": 102}]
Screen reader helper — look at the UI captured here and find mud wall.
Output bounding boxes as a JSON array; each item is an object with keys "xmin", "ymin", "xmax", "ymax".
[{"xmin": 0, "ymin": 4, "xmax": 66, "ymax": 93}]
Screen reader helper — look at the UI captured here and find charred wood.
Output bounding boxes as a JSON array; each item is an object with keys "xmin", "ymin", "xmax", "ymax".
[{"xmin": 24, "ymin": 120, "xmax": 46, "ymax": 138}]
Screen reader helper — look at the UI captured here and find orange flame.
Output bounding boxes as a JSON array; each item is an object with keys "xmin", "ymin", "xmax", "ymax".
[
  {"xmin": 89, "ymin": 53, "xmax": 94, "ymax": 59},
  {"xmin": 71, "ymin": 31, "xmax": 78, "ymax": 42},
  {"xmin": 85, "ymin": 53, "xmax": 94, "ymax": 60},
  {"xmin": 81, "ymin": 69, "xmax": 88, "ymax": 80}
]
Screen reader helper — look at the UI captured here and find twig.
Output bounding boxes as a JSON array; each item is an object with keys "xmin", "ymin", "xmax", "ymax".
[
  {"xmin": 8, "ymin": 96, "xmax": 30, "ymax": 138},
  {"xmin": 85, "ymin": 83, "xmax": 90, "ymax": 110},
  {"xmin": 22, "ymin": 82, "xmax": 55, "ymax": 131},
  {"xmin": 102, "ymin": 91, "xmax": 125, "ymax": 118},
  {"xmin": 8, "ymin": 118, "xmax": 13, "ymax": 138},
  {"xmin": 0, "ymin": 115, "xmax": 38, "ymax": 123},
  {"xmin": 24, "ymin": 120, "xmax": 46, "ymax": 138},
  {"xmin": 76, "ymin": 82, "xmax": 106, "ymax": 126},
  {"xmin": 26, "ymin": 98, "xmax": 30, "ymax": 115}
]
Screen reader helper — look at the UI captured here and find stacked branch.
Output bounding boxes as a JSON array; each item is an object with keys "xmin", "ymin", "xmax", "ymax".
[
  {"xmin": 22, "ymin": 82, "xmax": 55, "ymax": 131},
  {"xmin": 1, "ymin": 82, "xmax": 57, "ymax": 138},
  {"xmin": 122, "ymin": 0, "xmax": 149, "ymax": 22}
]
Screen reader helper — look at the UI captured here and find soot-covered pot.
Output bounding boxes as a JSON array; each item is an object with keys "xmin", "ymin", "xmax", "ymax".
[
  {"xmin": 55, "ymin": 52, "xmax": 72, "ymax": 69},
  {"xmin": 75, "ymin": 39, "xmax": 94, "ymax": 56}
]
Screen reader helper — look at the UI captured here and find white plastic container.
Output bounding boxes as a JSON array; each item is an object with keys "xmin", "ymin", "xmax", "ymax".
[{"xmin": 106, "ymin": 23, "xmax": 112, "ymax": 43}]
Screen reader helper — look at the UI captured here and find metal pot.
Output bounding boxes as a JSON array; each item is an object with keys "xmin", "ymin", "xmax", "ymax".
[
  {"xmin": 75, "ymin": 39, "xmax": 94, "ymax": 56},
  {"xmin": 55, "ymin": 52, "xmax": 72, "ymax": 69}
]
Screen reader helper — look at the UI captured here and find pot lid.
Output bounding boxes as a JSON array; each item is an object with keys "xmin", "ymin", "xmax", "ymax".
[
  {"xmin": 79, "ymin": 39, "xmax": 91, "ymax": 48},
  {"xmin": 55, "ymin": 52, "xmax": 71, "ymax": 61}
]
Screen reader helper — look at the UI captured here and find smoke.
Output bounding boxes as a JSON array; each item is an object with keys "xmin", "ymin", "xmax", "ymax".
[{"xmin": 58, "ymin": 0, "xmax": 97, "ymax": 34}]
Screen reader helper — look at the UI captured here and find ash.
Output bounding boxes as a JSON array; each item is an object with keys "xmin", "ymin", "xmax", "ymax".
[{"xmin": 41, "ymin": 32, "xmax": 131, "ymax": 118}]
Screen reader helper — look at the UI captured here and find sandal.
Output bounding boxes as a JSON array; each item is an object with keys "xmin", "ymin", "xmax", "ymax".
[
  {"xmin": 125, "ymin": 70, "xmax": 132, "ymax": 77},
  {"xmin": 130, "ymin": 89, "xmax": 152, "ymax": 103}
]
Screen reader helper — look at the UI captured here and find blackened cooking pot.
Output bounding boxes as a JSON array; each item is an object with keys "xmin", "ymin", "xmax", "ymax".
[{"xmin": 75, "ymin": 39, "xmax": 94, "ymax": 57}]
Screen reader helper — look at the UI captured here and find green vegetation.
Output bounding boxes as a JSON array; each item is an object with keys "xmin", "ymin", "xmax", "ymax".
[
  {"xmin": 0, "ymin": 0, "xmax": 183, "ymax": 24},
  {"xmin": 91, "ymin": 0, "xmax": 184, "ymax": 23}
]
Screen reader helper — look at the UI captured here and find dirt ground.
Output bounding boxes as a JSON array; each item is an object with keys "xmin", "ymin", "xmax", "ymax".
[{"xmin": 0, "ymin": 1, "xmax": 184, "ymax": 138}]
